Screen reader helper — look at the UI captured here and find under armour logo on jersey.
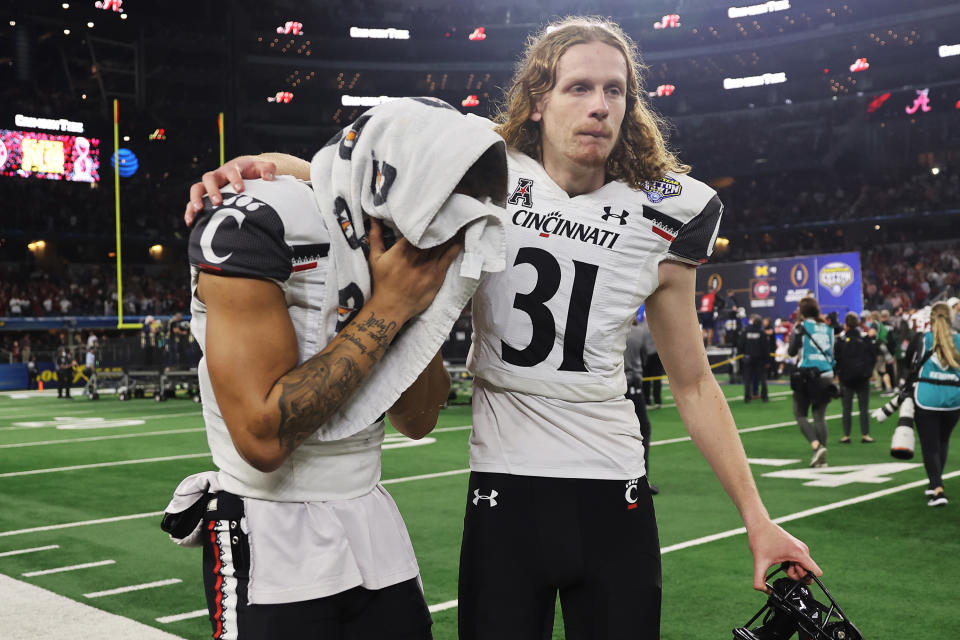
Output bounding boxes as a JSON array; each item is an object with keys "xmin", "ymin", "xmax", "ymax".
[
  {"xmin": 371, "ymin": 158, "xmax": 397, "ymax": 206},
  {"xmin": 507, "ymin": 178, "xmax": 534, "ymax": 207},
  {"xmin": 472, "ymin": 488, "xmax": 498, "ymax": 507},
  {"xmin": 624, "ymin": 478, "xmax": 639, "ymax": 510},
  {"xmin": 601, "ymin": 206, "xmax": 630, "ymax": 225}
]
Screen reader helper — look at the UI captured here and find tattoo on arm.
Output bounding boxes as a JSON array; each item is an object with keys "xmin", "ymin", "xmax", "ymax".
[{"xmin": 274, "ymin": 311, "xmax": 398, "ymax": 454}]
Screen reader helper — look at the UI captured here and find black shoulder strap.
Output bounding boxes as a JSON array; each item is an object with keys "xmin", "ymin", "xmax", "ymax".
[{"xmin": 798, "ymin": 323, "xmax": 835, "ymax": 365}]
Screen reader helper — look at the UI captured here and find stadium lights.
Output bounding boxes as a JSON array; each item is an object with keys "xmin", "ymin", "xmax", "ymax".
[
  {"xmin": 28, "ymin": 240, "xmax": 47, "ymax": 252},
  {"xmin": 723, "ymin": 72, "xmax": 786, "ymax": 90},
  {"xmin": 149, "ymin": 244, "xmax": 163, "ymax": 258},
  {"xmin": 931, "ymin": 167, "xmax": 940, "ymax": 176},
  {"xmin": 349, "ymin": 27, "xmax": 409, "ymax": 40},
  {"xmin": 62, "ymin": 2, "xmax": 69, "ymax": 7},
  {"xmin": 277, "ymin": 20, "xmax": 303, "ymax": 35},
  {"xmin": 122, "ymin": 135, "xmax": 130, "ymax": 141},
  {"xmin": 87, "ymin": 21, "xmax": 94, "ymax": 28},
  {"xmin": 850, "ymin": 57, "xmax": 869, "ymax": 72},
  {"xmin": 940, "ymin": 44, "xmax": 960, "ymax": 58},
  {"xmin": 120, "ymin": 13, "xmax": 127, "ymax": 19},
  {"xmin": 267, "ymin": 91, "xmax": 294, "ymax": 103},
  {"xmin": 653, "ymin": 14, "xmax": 681, "ymax": 29},
  {"xmin": 727, "ymin": 0, "xmax": 789, "ymax": 19},
  {"xmin": 63, "ymin": 28, "xmax": 71, "ymax": 35}
]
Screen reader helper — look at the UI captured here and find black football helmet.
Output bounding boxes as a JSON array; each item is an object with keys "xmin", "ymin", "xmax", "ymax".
[{"xmin": 732, "ymin": 565, "xmax": 865, "ymax": 640}]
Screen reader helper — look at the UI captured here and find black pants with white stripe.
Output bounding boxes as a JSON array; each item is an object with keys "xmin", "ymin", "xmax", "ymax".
[
  {"xmin": 458, "ymin": 472, "xmax": 661, "ymax": 640},
  {"xmin": 201, "ymin": 491, "xmax": 433, "ymax": 640}
]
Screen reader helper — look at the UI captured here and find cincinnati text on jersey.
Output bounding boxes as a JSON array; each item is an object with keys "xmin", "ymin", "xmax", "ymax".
[{"xmin": 511, "ymin": 208, "xmax": 621, "ymax": 249}]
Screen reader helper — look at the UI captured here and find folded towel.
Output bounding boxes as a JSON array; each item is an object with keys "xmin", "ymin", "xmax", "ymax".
[{"xmin": 309, "ymin": 97, "xmax": 507, "ymax": 441}]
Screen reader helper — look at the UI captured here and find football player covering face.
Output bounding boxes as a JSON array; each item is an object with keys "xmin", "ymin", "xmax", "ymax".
[
  {"xmin": 182, "ymin": 18, "xmax": 822, "ymax": 640},
  {"xmin": 529, "ymin": 41, "xmax": 627, "ymax": 196}
]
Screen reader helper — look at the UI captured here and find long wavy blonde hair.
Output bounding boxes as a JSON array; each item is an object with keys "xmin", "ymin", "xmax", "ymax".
[
  {"xmin": 493, "ymin": 16, "xmax": 689, "ymax": 187},
  {"xmin": 929, "ymin": 302, "xmax": 960, "ymax": 369}
]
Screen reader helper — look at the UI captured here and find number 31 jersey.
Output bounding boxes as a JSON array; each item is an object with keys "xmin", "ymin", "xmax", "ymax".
[{"xmin": 467, "ymin": 148, "xmax": 722, "ymax": 479}]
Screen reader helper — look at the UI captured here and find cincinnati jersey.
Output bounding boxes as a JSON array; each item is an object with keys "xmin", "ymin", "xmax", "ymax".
[
  {"xmin": 188, "ymin": 176, "xmax": 384, "ymax": 502},
  {"xmin": 468, "ymin": 148, "xmax": 722, "ymax": 479}
]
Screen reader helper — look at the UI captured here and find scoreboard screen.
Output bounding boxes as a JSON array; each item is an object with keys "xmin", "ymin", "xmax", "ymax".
[{"xmin": 0, "ymin": 129, "xmax": 101, "ymax": 182}]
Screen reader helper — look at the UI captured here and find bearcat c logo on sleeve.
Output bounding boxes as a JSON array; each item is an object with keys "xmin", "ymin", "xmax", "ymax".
[
  {"xmin": 198, "ymin": 195, "xmax": 269, "ymax": 265},
  {"xmin": 507, "ymin": 177, "xmax": 534, "ymax": 207},
  {"xmin": 640, "ymin": 177, "xmax": 682, "ymax": 204}
]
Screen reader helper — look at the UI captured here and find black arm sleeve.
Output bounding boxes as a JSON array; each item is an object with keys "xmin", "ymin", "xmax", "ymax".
[
  {"xmin": 188, "ymin": 193, "xmax": 292, "ymax": 281},
  {"xmin": 668, "ymin": 195, "xmax": 723, "ymax": 266}
]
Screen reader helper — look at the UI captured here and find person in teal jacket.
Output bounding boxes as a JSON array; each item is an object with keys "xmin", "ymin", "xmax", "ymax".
[
  {"xmin": 909, "ymin": 301, "xmax": 960, "ymax": 507},
  {"xmin": 788, "ymin": 297, "xmax": 836, "ymax": 468}
]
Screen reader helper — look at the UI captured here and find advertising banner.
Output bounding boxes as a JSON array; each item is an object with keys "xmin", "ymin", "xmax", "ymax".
[{"xmin": 696, "ymin": 251, "xmax": 863, "ymax": 319}]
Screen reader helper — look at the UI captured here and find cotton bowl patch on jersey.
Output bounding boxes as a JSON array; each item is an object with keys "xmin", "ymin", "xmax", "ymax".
[{"xmin": 640, "ymin": 177, "xmax": 682, "ymax": 204}]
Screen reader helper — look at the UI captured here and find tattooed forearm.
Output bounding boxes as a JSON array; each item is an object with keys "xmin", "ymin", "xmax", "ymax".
[
  {"xmin": 355, "ymin": 312, "xmax": 397, "ymax": 362},
  {"xmin": 273, "ymin": 310, "xmax": 401, "ymax": 454},
  {"xmin": 276, "ymin": 353, "xmax": 361, "ymax": 453}
]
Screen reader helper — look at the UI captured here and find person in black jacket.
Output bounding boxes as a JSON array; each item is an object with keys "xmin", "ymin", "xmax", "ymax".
[
  {"xmin": 740, "ymin": 314, "xmax": 770, "ymax": 402},
  {"xmin": 834, "ymin": 312, "xmax": 876, "ymax": 443}
]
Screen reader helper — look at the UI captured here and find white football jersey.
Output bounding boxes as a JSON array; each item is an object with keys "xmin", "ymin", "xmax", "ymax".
[
  {"xmin": 188, "ymin": 177, "xmax": 384, "ymax": 502},
  {"xmin": 186, "ymin": 177, "xmax": 420, "ymax": 603},
  {"xmin": 468, "ymin": 148, "xmax": 722, "ymax": 479}
]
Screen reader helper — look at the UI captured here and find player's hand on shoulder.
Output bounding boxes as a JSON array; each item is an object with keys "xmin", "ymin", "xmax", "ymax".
[
  {"xmin": 184, "ymin": 155, "xmax": 277, "ymax": 226},
  {"xmin": 366, "ymin": 219, "xmax": 463, "ymax": 323}
]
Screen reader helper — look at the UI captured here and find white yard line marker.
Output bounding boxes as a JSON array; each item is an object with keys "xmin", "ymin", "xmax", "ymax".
[
  {"xmin": 382, "ymin": 469, "xmax": 471, "ymax": 485},
  {"xmin": 85, "ymin": 578, "xmax": 182, "ymax": 598},
  {"xmin": 0, "ymin": 512, "xmax": 163, "ymax": 538},
  {"xmin": 660, "ymin": 469, "xmax": 960, "ymax": 555},
  {"xmin": 0, "ymin": 453, "xmax": 211, "ymax": 477},
  {"xmin": 746, "ymin": 458, "xmax": 802, "ymax": 467},
  {"xmin": 650, "ymin": 412, "xmax": 854, "ymax": 447},
  {"xmin": 428, "ymin": 599, "xmax": 459, "ymax": 613},
  {"xmin": 0, "ymin": 428, "xmax": 205, "ymax": 449},
  {"xmin": 0, "ymin": 410, "xmax": 201, "ymax": 431},
  {"xmin": 0, "ymin": 545, "xmax": 60, "ymax": 557},
  {"xmin": 157, "ymin": 609, "xmax": 208, "ymax": 624},
  {"xmin": 23, "ymin": 559, "xmax": 115, "ymax": 577}
]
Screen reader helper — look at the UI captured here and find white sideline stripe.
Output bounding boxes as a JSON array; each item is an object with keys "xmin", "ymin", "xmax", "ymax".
[
  {"xmin": 0, "ymin": 428, "xmax": 206, "ymax": 449},
  {"xmin": 0, "ymin": 512, "xmax": 163, "ymax": 538},
  {"xmin": 650, "ymin": 412, "xmax": 853, "ymax": 447},
  {"xmin": 0, "ymin": 574, "xmax": 188, "ymax": 640},
  {"xmin": 85, "ymin": 578, "xmax": 182, "ymax": 598},
  {"xmin": 0, "ymin": 544, "xmax": 60, "ymax": 557},
  {"xmin": 23, "ymin": 559, "xmax": 115, "ymax": 576},
  {"xmin": 382, "ymin": 468, "xmax": 470, "ymax": 485},
  {"xmin": 660, "ymin": 469, "xmax": 960, "ymax": 555},
  {"xmin": 746, "ymin": 458, "xmax": 801, "ymax": 467},
  {"xmin": 431, "ymin": 425, "xmax": 473, "ymax": 433},
  {"xmin": 428, "ymin": 599, "xmax": 459, "ymax": 613},
  {"xmin": 0, "ymin": 410, "xmax": 201, "ymax": 431},
  {"xmin": 157, "ymin": 609, "xmax": 208, "ymax": 624},
  {"xmin": 0, "ymin": 453, "xmax": 211, "ymax": 477}
]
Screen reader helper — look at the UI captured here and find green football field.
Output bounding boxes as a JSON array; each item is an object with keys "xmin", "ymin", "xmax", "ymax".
[{"xmin": 1, "ymin": 382, "xmax": 958, "ymax": 639}]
